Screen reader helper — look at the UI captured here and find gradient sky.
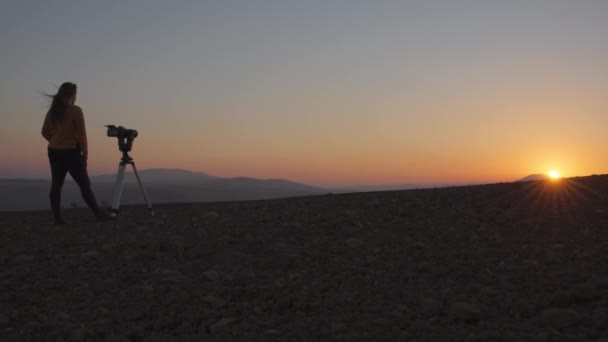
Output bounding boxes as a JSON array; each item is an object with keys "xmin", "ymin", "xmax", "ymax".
[{"xmin": 1, "ymin": 0, "xmax": 608, "ymax": 186}]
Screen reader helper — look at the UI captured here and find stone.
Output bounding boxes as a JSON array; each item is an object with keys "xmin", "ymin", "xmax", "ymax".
[
  {"xmin": 101, "ymin": 242, "xmax": 117, "ymax": 250},
  {"xmin": 203, "ymin": 270, "xmax": 221, "ymax": 281},
  {"xmin": 419, "ymin": 298, "xmax": 443, "ymax": 317},
  {"xmin": 595, "ymin": 276, "xmax": 608, "ymax": 289},
  {"xmin": 592, "ymin": 308, "xmax": 608, "ymax": 329},
  {"xmin": 550, "ymin": 290, "xmax": 580, "ymax": 308},
  {"xmin": 345, "ymin": 238, "xmax": 363, "ymax": 248},
  {"xmin": 203, "ymin": 211, "xmax": 220, "ymax": 219},
  {"xmin": 96, "ymin": 307, "xmax": 111, "ymax": 316},
  {"xmin": 15, "ymin": 254, "xmax": 34, "ymax": 262},
  {"xmin": 81, "ymin": 250, "xmax": 100, "ymax": 259},
  {"xmin": 71, "ymin": 326, "xmax": 88, "ymax": 341},
  {"xmin": 0, "ymin": 313, "xmax": 9, "ymax": 327},
  {"xmin": 264, "ymin": 329, "xmax": 281, "ymax": 335},
  {"xmin": 105, "ymin": 334, "xmax": 131, "ymax": 342},
  {"xmin": 541, "ymin": 308, "xmax": 580, "ymax": 329},
  {"xmin": 331, "ymin": 321, "xmax": 346, "ymax": 333},
  {"xmin": 209, "ymin": 317, "xmax": 237, "ymax": 333},
  {"xmin": 449, "ymin": 302, "xmax": 481, "ymax": 323},
  {"xmin": 202, "ymin": 295, "xmax": 226, "ymax": 308}
]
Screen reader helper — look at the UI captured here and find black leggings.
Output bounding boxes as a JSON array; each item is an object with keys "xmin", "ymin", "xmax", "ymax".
[{"xmin": 48, "ymin": 147, "xmax": 99, "ymax": 216}]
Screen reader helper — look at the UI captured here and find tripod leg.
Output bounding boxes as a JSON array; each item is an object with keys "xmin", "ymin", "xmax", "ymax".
[
  {"xmin": 111, "ymin": 163, "xmax": 127, "ymax": 216},
  {"xmin": 131, "ymin": 161, "xmax": 155, "ymax": 217}
]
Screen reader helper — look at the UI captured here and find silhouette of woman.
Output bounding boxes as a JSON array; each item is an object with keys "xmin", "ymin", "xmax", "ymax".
[{"xmin": 41, "ymin": 82, "xmax": 111, "ymax": 224}]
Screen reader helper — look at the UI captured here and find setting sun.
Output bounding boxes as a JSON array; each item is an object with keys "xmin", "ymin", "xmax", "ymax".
[{"xmin": 548, "ymin": 170, "xmax": 560, "ymax": 180}]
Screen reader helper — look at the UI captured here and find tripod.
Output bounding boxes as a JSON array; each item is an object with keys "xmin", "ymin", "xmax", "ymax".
[{"xmin": 111, "ymin": 150, "xmax": 155, "ymax": 217}]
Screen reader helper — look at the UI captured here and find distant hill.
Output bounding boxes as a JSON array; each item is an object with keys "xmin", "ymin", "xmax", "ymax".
[
  {"xmin": 91, "ymin": 168, "xmax": 219, "ymax": 184},
  {"xmin": 344, "ymin": 184, "xmax": 455, "ymax": 192},
  {"xmin": 0, "ymin": 169, "xmax": 329, "ymax": 211},
  {"xmin": 517, "ymin": 174, "xmax": 549, "ymax": 182}
]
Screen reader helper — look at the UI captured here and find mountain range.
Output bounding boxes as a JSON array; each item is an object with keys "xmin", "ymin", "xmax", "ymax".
[
  {"xmin": 0, "ymin": 169, "xmax": 549, "ymax": 211},
  {"xmin": 0, "ymin": 169, "xmax": 329, "ymax": 211}
]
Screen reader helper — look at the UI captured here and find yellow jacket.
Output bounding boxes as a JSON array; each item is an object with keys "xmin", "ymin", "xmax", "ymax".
[{"xmin": 41, "ymin": 104, "xmax": 88, "ymax": 157}]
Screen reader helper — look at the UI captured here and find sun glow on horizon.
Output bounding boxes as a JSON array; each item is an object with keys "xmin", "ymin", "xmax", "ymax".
[{"xmin": 549, "ymin": 170, "xmax": 560, "ymax": 180}]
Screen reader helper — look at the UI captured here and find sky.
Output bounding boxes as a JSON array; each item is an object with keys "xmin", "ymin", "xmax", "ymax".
[{"xmin": 1, "ymin": 0, "xmax": 608, "ymax": 187}]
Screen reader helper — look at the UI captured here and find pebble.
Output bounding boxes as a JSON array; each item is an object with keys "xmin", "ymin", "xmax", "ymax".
[
  {"xmin": 209, "ymin": 317, "xmax": 236, "ymax": 333},
  {"xmin": 596, "ymin": 277, "xmax": 608, "ymax": 289},
  {"xmin": 203, "ymin": 211, "xmax": 220, "ymax": 219},
  {"xmin": 541, "ymin": 308, "xmax": 580, "ymax": 328},
  {"xmin": 331, "ymin": 321, "xmax": 346, "ymax": 333},
  {"xmin": 81, "ymin": 250, "xmax": 100, "ymax": 259},
  {"xmin": 203, "ymin": 270, "xmax": 221, "ymax": 281},
  {"xmin": 15, "ymin": 254, "xmax": 34, "ymax": 262},
  {"xmin": 550, "ymin": 290, "xmax": 580, "ymax": 307},
  {"xmin": 202, "ymin": 295, "xmax": 226, "ymax": 308},
  {"xmin": 449, "ymin": 302, "xmax": 481, "ymax": 323},
  {"xmin": 592, "ymin": 308, "xmax": 608, "ymax": 328},
  {"xmin": 105, "ymin": 334, "xmax": 131, "ymax": 342},
  {"xmin": 419, "ymin": 298, "xmax": 443, "ymax": 317},
  {"xmin": 71, "ymin": 326, "xmax": 87, "ymax": 341},
  {"xmin": 345, "ymin": 238, "xmax": 363, "ymax": 248},
  {"xmin": 0, "ymin": 313, "xmax": 9, "ymax": 327}
]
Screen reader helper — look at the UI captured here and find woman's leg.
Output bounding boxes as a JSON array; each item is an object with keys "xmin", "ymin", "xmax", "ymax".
[
  {"xmin": 65, "ymin": 151, "xmax": 101, "ymax": 215},
  {"xmin": 48, "ymin": 149, "xmax": 69, "ymax": 222}
]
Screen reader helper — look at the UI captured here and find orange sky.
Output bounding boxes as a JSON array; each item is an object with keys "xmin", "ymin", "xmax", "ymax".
[{"xmin": 2, "ymin": 2, "xmax": 608, "ymax": 187}]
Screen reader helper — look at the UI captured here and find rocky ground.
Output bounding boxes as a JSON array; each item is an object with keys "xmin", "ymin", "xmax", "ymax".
[{"xmin": 2, "ymin": 175, "xmax": 608, "ymax": 341}]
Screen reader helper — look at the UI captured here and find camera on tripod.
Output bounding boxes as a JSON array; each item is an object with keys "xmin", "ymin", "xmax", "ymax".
[
  {"xmin": 106, "ymin": 125, "xmax": 138, "ymax": 153},
  {"xmin": 104, "ymin": 124, "xmax": 154, "ymax": 217}
]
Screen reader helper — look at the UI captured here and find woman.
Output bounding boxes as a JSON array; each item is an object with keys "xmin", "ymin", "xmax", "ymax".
[{"xmin": 41, "ymin": 82, "xmax": 111, "ymax": 224}]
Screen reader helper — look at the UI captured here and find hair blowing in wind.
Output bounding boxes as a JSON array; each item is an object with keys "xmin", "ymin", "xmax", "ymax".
[{"xmin": 45, "ymin": 82, "xmax": 77, "ymax": 125}]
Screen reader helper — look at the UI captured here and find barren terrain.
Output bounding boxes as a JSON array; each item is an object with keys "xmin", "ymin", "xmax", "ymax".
[{"xmin": 2, "ymin": 176, "xmax": 608, "ymax": 341}]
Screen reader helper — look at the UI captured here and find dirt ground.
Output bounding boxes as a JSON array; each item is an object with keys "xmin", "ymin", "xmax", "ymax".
[{"xmin": 2, "ymin": 176, "xmax": 608, "ymax": 341}]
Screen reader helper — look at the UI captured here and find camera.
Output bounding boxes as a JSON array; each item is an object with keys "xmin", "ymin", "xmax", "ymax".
[
  {"xmin": 106, "ymin": 125, "xmax": 138, "ymax": 153},
  {"xmin": 106, "ymin": 125, "xmax": 138, "ymax": 139}
]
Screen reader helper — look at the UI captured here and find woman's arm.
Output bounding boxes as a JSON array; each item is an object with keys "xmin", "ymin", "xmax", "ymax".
[
  {"xmin": 74, "ymin": 106, "xmax": 89, "ymax": 160},
  {"xmin": 41, "ymin": 113, "xmax": 52, "ymax": 141}
]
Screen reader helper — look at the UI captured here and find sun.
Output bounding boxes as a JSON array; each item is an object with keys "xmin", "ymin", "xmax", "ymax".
[{"xmin": 548, "ymin": 170, "xmax": 560, "ymax": 180}]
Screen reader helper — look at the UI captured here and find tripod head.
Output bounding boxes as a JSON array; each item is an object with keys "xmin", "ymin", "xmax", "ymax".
[{"xmin": 105, "ymin": 125, "xmax": 138, "ymax": 160}]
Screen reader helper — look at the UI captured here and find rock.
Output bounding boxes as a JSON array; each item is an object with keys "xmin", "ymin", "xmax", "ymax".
[
  {"xmin": 81, "ymin": 250, "xmax": 100, "ymax": 259},
  {"xmin": 209, "ymin": 317, "xmax": 236, "ymax": 333},
  {"xmin": 238, "ymin": 267, "xmax": 256, "ymax": 279},
  {"xmin": 479, "ymin": 286, "xmax": 499, "ymax": 298},
  {"xmin": 96, "ymin": 307, "xmax": 111, "ymax": 316},
  {"xmin": 169, "ymin": 235, "xmax": 185, "ymax": 252},
  {"xmin": 592, "ymin": 308, "xmax": 608, "ymax": 329},
  {"xmin": 550, "ymin": 290, "xmax": 580, "ymax": 307},
  {"xmin": 203, "ymin": 270, "xmax": 221, "ymax": 281},
  {"xmin": 419, "ymin": 298, "xmax": 443, "ymax": 317},
  {"xmin": 449, "ymin": 302, "xmax": 481, "ymax": 323},
  {"xmin": 136, "ymin": 225, "xmax": 150, "ymax": 232},
  {"xmin": 202, "ymin": 295, "xmax": 226, "ymax": 308},
  {"xmin": 331, "ymin": 321, "xmax": 346, "ymax": 333},
  {"xmin": 101, "ymin": 242, "xmax": 117, "ymax": 250},
  {"xmin": 15, "ymin": 254, "xmax": 34, "ymax": 262},
  {"xmin": 70, "ymin": 326, "xmax": 87, "ymax": 341},
  {"xmin": 0, "ymin": 313, "xmax": 9, "ymax": 327},
  {"xmin": 57, "ymin": 311, "xmax": 70, "ymax": 321},
  {"xmin": 595, "ymin": 277, "xmax": 608, "ymax": 289},
  {"xmin": 345, "ymin": 238, "xmax": 363, "ymax": 248},
  {"xmin": 203, "ymin": 211, "xmax": 220, "ymax": 219},
  {"xmin": 105, "ymin": 334, "xmax": 131, "ymax": 342},
  {"xmin": 541, "ymin": 308, "xmax": 580, "ymax": 328}
]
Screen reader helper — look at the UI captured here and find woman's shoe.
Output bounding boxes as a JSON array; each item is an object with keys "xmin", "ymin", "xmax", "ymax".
[{"xmin": 95, "ymin": 210, "xmax": 114, "ymax": 222}]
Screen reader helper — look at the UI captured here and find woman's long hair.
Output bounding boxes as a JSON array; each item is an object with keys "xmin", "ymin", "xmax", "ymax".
[{"xmin": 45, "ymin": 82, "xmax": 77, "ymax": 125}]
